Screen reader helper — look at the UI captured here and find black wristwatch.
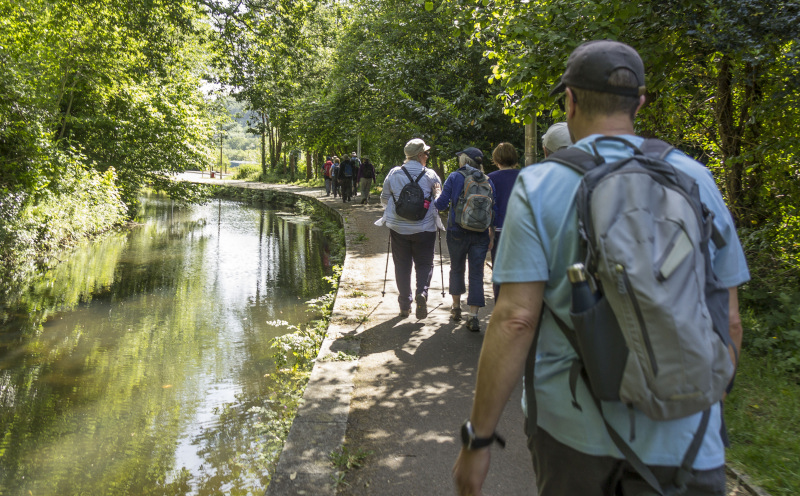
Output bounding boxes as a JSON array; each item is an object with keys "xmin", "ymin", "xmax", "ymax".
[{"xmin": 460, "ymin": 420, "xmax": 506, "ymax": 450}]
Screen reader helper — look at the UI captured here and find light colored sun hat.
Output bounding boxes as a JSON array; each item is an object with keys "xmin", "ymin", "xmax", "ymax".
[
  {"xmin": 542, "ymin": 122, "xmax": 573, "ymax": 152},
  {"xmin": 404, "ymin": 138, "xmax": 431, "ymax": 158}
]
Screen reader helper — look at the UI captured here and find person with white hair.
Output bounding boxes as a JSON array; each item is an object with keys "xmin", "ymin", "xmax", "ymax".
[{"xmin": 433, "ymin": 146, "xmax": 498, "ymax": 332}]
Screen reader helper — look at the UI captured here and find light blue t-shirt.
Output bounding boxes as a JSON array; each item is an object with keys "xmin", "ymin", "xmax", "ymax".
[{"xmin": 493, "ymin": 134, "xmax": 750, "ymax": 469}]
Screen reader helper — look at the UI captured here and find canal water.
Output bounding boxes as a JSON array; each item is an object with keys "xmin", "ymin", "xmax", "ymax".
[{"xmin": 0, "ymin": 192, "xmax": 336, "ymax": 495}]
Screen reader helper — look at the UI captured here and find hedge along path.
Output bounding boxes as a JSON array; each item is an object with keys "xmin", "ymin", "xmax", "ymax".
[{"xmin": 176, "ymin": 173, "xmax": 765, "ymax": 496}]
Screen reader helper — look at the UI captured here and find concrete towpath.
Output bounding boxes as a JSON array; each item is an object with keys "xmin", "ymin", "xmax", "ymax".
[{"xmin": 178, "ymin": 172, "xmax": 765, "ymax": 496}]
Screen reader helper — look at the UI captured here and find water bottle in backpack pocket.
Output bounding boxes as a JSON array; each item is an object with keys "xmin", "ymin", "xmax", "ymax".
[{"xmin": 567, "ymin": 263, "xmax": 628, "ymax": 402}]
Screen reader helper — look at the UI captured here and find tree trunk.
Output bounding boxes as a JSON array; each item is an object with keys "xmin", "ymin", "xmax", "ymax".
[
  {"xmin": 261, "ymin": 113, "xmax": 267, "ymax": 177},
  {"xmin": 58, "ymin": 78, "xmax": 80, "ymax": 141},
  {"xmin": 306, "ymin": 152, "xmax": 312, "ymax": 181},
  {"xmin": 740, "ymin": 62, "xmax": 763, "ymax": 226},
  {"xmin": 268, "ymin": 126, "xmax": 276, "ymax": 171},
  {"xmin": 715, "ymin": 55, "xmax": 743, "ymax": 224},
  {"xmin": 275, "ymin": 129, "xmax": 283, "ymax": 171}
]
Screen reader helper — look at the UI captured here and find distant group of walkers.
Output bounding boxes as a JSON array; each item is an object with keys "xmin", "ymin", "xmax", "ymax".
[
  {"xmin": 369, "ymin": 40, "xmax": 750, "ymax": 496},
  {"xmin": 322, "ymin": 152, "xmax": 376, "ymax": 204}
]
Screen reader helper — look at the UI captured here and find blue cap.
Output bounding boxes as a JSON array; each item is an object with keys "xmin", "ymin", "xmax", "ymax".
[{"xmin": 455, "ymin": 147, "xmax": 483, "ymax": 165}]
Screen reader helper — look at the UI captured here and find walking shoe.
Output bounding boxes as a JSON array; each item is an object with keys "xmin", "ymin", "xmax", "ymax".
[
  {"xmin": 466, "ymin": 315, "xmax": 480, "ymax": 332},
  {"xmin": 450, "ymin": 306, "xmax": 462, "ymax": 321},
  {"xmin": 399, "ymin": 308, "xmax": 411, "ymax": 318},
  {"xmin": 415, "ymin": 294, "xmax": 428, "ymax": 319}
]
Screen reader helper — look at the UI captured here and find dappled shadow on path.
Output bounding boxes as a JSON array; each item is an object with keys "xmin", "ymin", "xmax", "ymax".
[{"xmin": 336, "ymin": 307, "xmax": 535, "ymax": 496}]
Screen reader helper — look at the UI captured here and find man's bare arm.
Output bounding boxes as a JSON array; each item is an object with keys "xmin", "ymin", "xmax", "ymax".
[
  {"xmin": 469, "ymin": 281, "xmax": 544, "ymax": 437},
  {"xmin": 453, "ymin": 281, "xmax": 544, "ymax": 495},
  {"xmin": 728, "ymin": 287, "xmax": 743, "ymax": 367}
]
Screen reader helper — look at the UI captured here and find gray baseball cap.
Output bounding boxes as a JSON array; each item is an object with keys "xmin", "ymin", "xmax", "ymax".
[{"xmin": 549, "ymin": 40, "xmax": 645, "ymax": 97}]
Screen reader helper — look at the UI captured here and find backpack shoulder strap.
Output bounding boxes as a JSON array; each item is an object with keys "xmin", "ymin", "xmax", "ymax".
[
  {"xmin": 400, "ymin": 165, "xmax": 415, "ymax": 182},
  {"xmin": 456, "ymin": 168, "xmax": 473, "ymax": 205},
  {"xmin": 545, "ymin": 148, "xmax": 604, "ymax": 175},
  {"xmin": 414, "ymin": 167, "xmax": 426, "ymax": 183},
  {"xmin": 639, "ymin": 138, "xmax": 675, "ymax": 160}
]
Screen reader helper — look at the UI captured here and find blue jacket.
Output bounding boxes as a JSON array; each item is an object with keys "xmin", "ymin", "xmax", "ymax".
[{"xmin": 433, "ymin": 166, "xmax": 498, "ymax": 234}]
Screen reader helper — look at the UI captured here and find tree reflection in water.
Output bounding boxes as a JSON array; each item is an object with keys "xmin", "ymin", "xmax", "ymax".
[{"xmin": 0, "ymin": 192, "xmax": 338, "ymax": 495}]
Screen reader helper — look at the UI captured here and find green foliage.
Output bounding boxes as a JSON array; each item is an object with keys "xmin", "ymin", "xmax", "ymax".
[
  {"xmin": 329, "ymin": 444, "xmax": 371, "ymax": 487},
  {"xmin": 437, "ymin": 0, "xmax": 800, "ymax": 373},
  {"xmin": 234, "ymin": 164, "xmax": 262, "ymax": 180},
  {"xmin": 255, "ymin": 268, "xmax": 342, "ymax": 488},
  {"xmin": 329, "ymin": 445, "xmax": 371, "ymax": 472},
  {"xmin": 311, "ymin": 0, "xmax": 523, "ymax": 170},
  {"xmin": 725, "ymin": 353, "xmax": 800, "ymax": 495},
  {"xmin": 249, "ymin": 369, "xmax": 308, "ymax": 475},
  {"xmin": 1, "ymin": 0, "xmax": 217, "ymax": 211},
  {"xmin": 1, "ymin": 0, "xmax": 219, "ymax": 293},
  {"xmin": 0, "ymin": 156, "xmax": 127, "ymax": 291},
  {"xmin": 320, "ymin": 350, "xmax": 359, "ymax": 362},
  {"xmin": 440, "ymin": 0, "xmax": 800, "ymax": 229},
  {"xmin": 738, "ymin": 222, "xmax": 800, "ymax": 375}
]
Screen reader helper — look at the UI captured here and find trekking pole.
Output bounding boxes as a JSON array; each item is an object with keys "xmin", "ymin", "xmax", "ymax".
[
  {"xmin": 381, "ymin": 234, "xmax": 391, "ymax": 297},
  {"xmin": 438, "ymin": 229, "xmax": 446, "ymax": 298}
]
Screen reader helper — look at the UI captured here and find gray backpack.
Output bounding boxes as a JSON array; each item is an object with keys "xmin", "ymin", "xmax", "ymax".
[
  {"xmin": 526, "ymin": 136, "xmax": 735, "ymax": 495},
  {"xmin": 454, "ymin": 167, "xmax": 493, "ymax": 231}
]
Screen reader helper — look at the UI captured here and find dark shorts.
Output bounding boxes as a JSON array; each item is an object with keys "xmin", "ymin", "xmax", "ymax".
[{"xmin": 529, "ymin": 427, "xmax": 726, "ymax": 496}]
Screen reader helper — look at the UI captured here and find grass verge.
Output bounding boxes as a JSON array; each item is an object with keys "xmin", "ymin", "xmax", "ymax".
[{"xmin": 725, "ymin": 352, "xmax": 800, "ymax": 495}]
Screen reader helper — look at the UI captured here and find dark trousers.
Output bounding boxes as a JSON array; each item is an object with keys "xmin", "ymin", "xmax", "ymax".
[
  {"xmin": 390, "ymin": 229, "xmax": 436, "ymax": 310},
  {"xmin": 332, "ymin": 177, "xmax": 340, "ymax": 197},
  {"xmin": 446, "ymin": 229, "xmax": 490, "ymax": 307},
  {"xmin": 341, "ymin": 178, "xmax": 353, "ymax": 201},
  {"xmin": 529, "ymin": 427, "xmax": 726, "ymax": 496}
]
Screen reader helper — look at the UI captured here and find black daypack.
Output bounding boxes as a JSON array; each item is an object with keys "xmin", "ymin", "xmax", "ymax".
[
  {"xmin": 392, "ymin": 166, "xmax": 428, "ymax": 221},
  {"xmin": 524, "ymin": 137, "xmax": 734, "ymax": 496}
]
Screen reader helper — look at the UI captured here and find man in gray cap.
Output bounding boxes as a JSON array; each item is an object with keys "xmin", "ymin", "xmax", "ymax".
[
  {"xmin": 379, "ymin": 138, "xmax": 442, "ymax": 318},
  {"xmin": 453, "ymin": 40, "xmax": 749, "ymax": 495}
]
